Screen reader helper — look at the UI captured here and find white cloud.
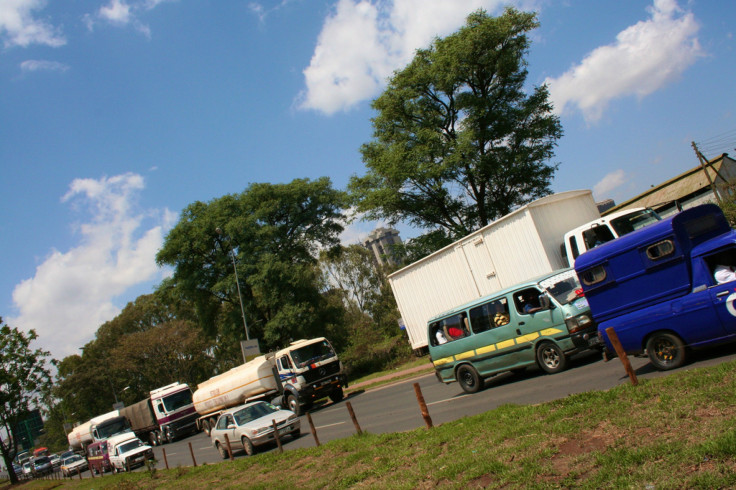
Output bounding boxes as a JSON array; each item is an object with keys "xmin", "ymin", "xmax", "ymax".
[
  {"xmin": 9, "ymin": 173, "xmax": 175, "ymax": 361},
  {"xmin": 298, "ymin": 0, "xmax": 512, "ymax": 115},
  {"xmin": 84, "ymin": 0, "xmax": 173, "ymax": 37},
  {"xmin": 546, "ymin": 0, "xmax": 703, "ymax": 123},
  {"xmin": 593, "ymin": 169, "xmax": 627, "ymax": 200},
  {"xmin": 0, "ymin": 0, "xmax": 65, "ymax": 48},
  {"xmin": 20, "ymin": 59, "xmax": 69, "ymax": 72}
]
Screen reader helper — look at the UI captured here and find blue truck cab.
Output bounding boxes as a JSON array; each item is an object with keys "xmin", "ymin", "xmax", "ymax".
[{"xmin": 574, "ymin": 203, "xmax": 736, "ymax": 370}]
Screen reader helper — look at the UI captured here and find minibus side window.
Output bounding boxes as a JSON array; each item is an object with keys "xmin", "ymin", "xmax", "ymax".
[
  {"xmin": 469, "ymin": 298, "xmax": 510, "ymax": 334},
  {"xmin": 514, "ymin": 288, "xmax": 543, "ymax": 315},
  {"xmin": 429, "ymin": 313, "xmax": 469, "ymax": 345}
]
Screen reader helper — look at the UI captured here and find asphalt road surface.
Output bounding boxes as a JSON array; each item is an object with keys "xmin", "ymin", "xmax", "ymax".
[{"xmin": 148, "ymin": 344, "xmax": 736, "ymax": 470}]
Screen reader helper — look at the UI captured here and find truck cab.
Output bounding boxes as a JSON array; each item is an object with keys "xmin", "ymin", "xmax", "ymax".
[
  {"xmin": 575, "ymin": 204, "xmax": 736, "ymax": 370},
  {"xmin": 563, "ymin": 207, "xmax": 661, "ymax": 266}
]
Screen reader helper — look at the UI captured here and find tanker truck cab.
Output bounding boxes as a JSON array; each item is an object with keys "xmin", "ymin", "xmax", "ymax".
[
  {"xmin": 575, "ymin": 203, "xmax": 736, "ymax": 370},
  {"xmin": 149, "ymin": 383, "xmax": 198, "ymax": 443},
  {"xmin": 274, "ymin": 338, "xmax": 348, "ymax": 415}
]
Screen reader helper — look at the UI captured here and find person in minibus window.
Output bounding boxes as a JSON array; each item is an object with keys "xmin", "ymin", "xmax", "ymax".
[
  {"xmin": 435, "ymin": 328, "xmax": 448, "ymax": 345},
  {"xmin": 520, "ymin": 290, "xmax": 543, "ymax": 314}
]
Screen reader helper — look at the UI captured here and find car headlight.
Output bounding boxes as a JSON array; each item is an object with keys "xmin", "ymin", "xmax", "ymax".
[
  {"xmin": 565, "ymin": 314, "xmax": 593, "ymax": 333},
  {"xmin": 249, "ymin": 426, "xmax": 270, "ymax": 437}
]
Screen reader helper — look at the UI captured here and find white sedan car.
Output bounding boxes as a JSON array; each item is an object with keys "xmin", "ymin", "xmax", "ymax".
[{"xmin": 211, "ymin": 401, "xmax": 300, "ymax": 458}]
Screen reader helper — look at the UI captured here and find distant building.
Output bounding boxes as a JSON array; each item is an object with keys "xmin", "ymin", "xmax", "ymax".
[
  {"xmin": 595, "ymin": 199, "xmax": 616, "ymax": 214},
  {"xmin": 14, "ymin": 409, "xmax": 44, "ymax": 451},
  {"xmin": 603, "ymin": 153, "xmax": 736, "ymax": 218},
  {"xmin": 363, "ymin": 227, "xmax": 402, "ymax": 267}
]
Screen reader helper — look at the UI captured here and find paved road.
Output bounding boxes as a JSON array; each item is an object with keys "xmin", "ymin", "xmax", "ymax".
[{"xmin": 150, "ymin": 344, "xmax": 736, "ymax": 468}]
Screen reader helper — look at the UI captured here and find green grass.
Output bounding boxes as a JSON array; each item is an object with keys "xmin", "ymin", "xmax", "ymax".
[{"xmin": 17, "ymin": 358, "xmax": 736, "ymax": 489}]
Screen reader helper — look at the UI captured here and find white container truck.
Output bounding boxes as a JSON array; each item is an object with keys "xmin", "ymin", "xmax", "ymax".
[
  {"xmin": 193, "ymin": 337, "xmax": 347, "ymax": 431},
  {"xmin": 390, "ymin": 190, "xmax": 660, "ymax": 351}
]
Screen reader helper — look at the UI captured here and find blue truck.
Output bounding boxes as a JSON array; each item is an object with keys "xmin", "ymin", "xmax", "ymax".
[{"xmin": 574, "ymin": 203, "xmax": 736, "ymax": 370}]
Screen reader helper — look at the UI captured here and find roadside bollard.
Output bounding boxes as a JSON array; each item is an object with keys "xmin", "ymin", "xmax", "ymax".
[
  {"xmin": 306, "ymin": 412, "xmax": 321, "ymax": 447},
  {"xmin": 188, "ymin": 441, "xmax": 198, "ymax": 467},
  {"xmin": 413, "ymin": 382, "xmax": 433, "ymax": 429},
  {"xmin": 162, "ymin": 447, "xmax": 169, "ymax": 469},
  {"xmin": 606, "ymin": 327, "xmax": 639, "ymax": 386},
  {"xmin": 272, "ymin": 419, "xmax": 284, "ymax": 453},
  {"xmin": 346, "ymin": 401, "xmax": 362, "ymax": 435},
  {"xmin": 77, "ymin": 467, "xmax": 82, "ymax": 480},
  {"xmin": 224, "ymin": 433, "xmax": 234, "ymax": 460}
]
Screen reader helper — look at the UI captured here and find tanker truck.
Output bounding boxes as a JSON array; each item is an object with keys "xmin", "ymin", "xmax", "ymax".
[
  {"xmin": 193, "ymin": 337, "xmax": 347, "ymax": 432},
  {"xmin": 67, "ymin": 410, "xmax": 127, "ymax": 451},
  {"xmin": 119, "ymin": 382, "xmax": 198, "ymax": 446}
]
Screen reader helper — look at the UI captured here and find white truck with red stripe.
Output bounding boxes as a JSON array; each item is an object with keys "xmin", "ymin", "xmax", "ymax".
[{"xmin": 193, "ymin": 338, "xmax": 347, "ymax": 432}]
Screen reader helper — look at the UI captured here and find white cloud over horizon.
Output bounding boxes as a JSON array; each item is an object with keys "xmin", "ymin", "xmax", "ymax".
[
  {"xmin": 20, "ymin": 59, "xmax": 69, "ymax": 72},
  {"xmin": 545, "ymin": 0, "xmax": 703, "ymax": 123},
  {"xmin": 8, "ymin": 173, "xmax": 176, "ymax": 361},
  {"xmin": 593, "ymin": 169, "xmax": 628, "ymax": 201}
]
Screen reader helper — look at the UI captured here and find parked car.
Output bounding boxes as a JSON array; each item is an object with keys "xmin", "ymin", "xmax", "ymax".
[
  {"xmin": 210, "ymin": 401, "xmax": 300, "ymax": 458},
  {"xmin": 60, "ymin": 455, "xmax": 88, "ymax": 477}
]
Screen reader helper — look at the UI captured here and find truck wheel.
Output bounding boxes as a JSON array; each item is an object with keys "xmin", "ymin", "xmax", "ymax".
[
  {"xmin": 241, "ymin": 436, "xmax": 254, "ymax": 456},
  {"xmin": 201, "ymin": 419, "xmax": 211, "ymax": 436},
  {"xmin": 456, "ymin": 364, "xmax": 482, "ymax": 393},
  {"xmin": 286, "ymin": 394, "xmax": 301, "ymax": 416},
  {"xmin": 329, "ymin": 387, "xmax": 344, "ymax": 404},
  {"xmin": 537, "ymin": 342, "xmax": 567, "ymax": 374},
  {"xmin": 149, "ymin": 431, "xmax": 159, "ymax": 446},
  {"xmin": 646, "ymin": 332, "xmax": 686, "ymax": 370},
  {"xmin": 216, "ymin": 442, "xmax": 228, "ymax": 459}
]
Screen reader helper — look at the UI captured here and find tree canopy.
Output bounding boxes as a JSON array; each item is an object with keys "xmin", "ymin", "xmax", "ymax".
[
  {"xmin": 156, "ymin": 177, "xmax": 348, "ymax": 355},
  {"xmin": 0, "ymin": 319, "xmax": 51, "ymax": 484},
  {"xmin": 349, "ymin": 8, "xmax": 562, "ymax": 250}
]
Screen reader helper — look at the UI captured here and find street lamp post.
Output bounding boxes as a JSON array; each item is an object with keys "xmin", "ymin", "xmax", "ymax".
[{"xmin": 216, "ymin": 228, "xmax": 251, "ymax": 341}]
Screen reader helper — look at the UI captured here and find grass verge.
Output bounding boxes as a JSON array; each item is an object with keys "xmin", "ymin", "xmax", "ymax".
[{"xmin": 17, "ymin": 358, "xmax": 736, "ymax": 489}]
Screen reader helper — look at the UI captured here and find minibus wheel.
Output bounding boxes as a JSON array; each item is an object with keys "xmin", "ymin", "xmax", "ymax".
[
  {"xmin": 456, "ymin": 364, "xmax": 482, "ymax": 393},
  {"xmin": 536, "ymin": 342, "xmax": 567, "ymax": 374},
  {"xmin": 645, "ymin": 332, "xmax": 686, "ymax": 370}
]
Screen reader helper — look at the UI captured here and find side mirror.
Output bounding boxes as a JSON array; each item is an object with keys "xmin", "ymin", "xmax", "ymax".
[{"xmin": 539, "ymin": 294, "xmax": 553, "ymax": 310}]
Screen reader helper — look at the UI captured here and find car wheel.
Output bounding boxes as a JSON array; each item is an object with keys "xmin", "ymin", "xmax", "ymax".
[
  {"xmin": 456, "ymin": 364, "xmax": 482, "ymax": 393},
  {"xmin": 216, "ymin": 441, "xmax": 228, "ymax": 459},
  {"xmin": 329, "ymin": 387, "xmax": 344, "ymax": 404},
  {"xmin": 536, "ymin": 342, "xmax": 567, "ymax": 374},
  {"xmin": 242, "ymin": 436, "xmax": 254, "ymax": 456},
  {"xmin": 112, "ymin": 465, "xmax": 118, "ymax": 474},
  {"xmin": 646, "ymin": 332, "xmax": 686, "ymax": 370},
  {"xmin": 287, "ymin": 394, "xmax": 301, "ymax": 416}
]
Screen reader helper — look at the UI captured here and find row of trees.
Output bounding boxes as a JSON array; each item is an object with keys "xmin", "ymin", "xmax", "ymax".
[{"xmin": 2, "ymin": 8, "xmax": 563, "ymax": 477}]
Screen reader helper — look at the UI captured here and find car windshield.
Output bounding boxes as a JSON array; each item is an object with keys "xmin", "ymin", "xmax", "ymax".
[
  {"xmin": 234, "ymin": 403, "xmax": 279, "ymax": 425},
  {"xmin": 609, "ymin": 208, "xmax": 661, "ymax": 236},
  {"xmin": 118, "ymin": 439, "xmax": 143, "ymax": 453},
  {"xmin": 539, "ymin": 270, "xmax": 585, "ymax": 306},
  {"xmin": 64, "ymin": 456, "xmax": 82, "ymax": 465},
  {"xmin": 34, "ymin": 457, "xmax": 50, "ymax": 465},
  {"xmin": 290, "ymin": 340, "xmax": 335, "ymax": 368},
  {"xmin": 161, "ymin": 389, "xmax": 193, "ymax": 412},
  {"xmin": 96, "ymin": 417, "xmax": 131, "ymax": 439}
]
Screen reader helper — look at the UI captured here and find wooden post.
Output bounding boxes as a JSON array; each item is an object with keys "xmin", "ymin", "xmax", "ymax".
[
  {"xmin": 346, "ymin": 401, "xmax": 362, "ymax": 435},
  {"xmin": 272, "ymin": 419, "xmax": 284, "ymax": 453},
  {"xmin": 413, "ymin": 382, "xmax": 433, "ymax": 429},
  {"xmin": 606, "ymin": 327, "xmax": 639, "ymax": 386},
  {"xmin": 89, "ymin": 466, "xmax": 95, "ymax": 479},
  {"xmin": 188, "ymin": 441, "xmax": 198, "ymax": 467},
  {"xmin": 77, "ymin": 467, "xmax": 82, "ymax": 479},
  {"xmin": 306, "ymin": 412, "xmax": 320, "ymax": 447},
  {"xmin": 162, "ymin": 447, "xmax": 169, "ymax": 469},
  {"xmin": 224, "ymin": 433, "xmax": 234, "ymax": 461}
]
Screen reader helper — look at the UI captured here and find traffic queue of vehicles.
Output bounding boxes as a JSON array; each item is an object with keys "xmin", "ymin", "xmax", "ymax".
[{"xmin": 428, "ymin": 202, "xmax": 736, "ymax": 391}]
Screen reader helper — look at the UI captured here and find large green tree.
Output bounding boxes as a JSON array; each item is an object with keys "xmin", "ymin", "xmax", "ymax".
[
  {"xmin": 0, "ymin": 319, "xmax": 52, "ymax": 484},
  {"xmin": 156, "ymin": 178, "xmax": 348, "ymax": 358},
  {"xmin": 349, "ymin": 8, "xmax": 562, "ymax": 249}
]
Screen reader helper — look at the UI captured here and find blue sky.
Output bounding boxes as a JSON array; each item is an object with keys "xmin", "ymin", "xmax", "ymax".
[{"xmin": 1, "ymin": 0, "xmax": 734, "ymax": 361}]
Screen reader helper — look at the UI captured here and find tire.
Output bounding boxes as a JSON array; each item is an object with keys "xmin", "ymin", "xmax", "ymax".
[
  {"xmin": 149, "ymin": 431, "xmax": 159, "ymax": 446},
  {"xmin": 242, "ymin": 436, "xmax": 254, "ymax": 456},
  {"xmin": 536, "ymin": 342, "xmax": 567, "ymax": 374},
  {"xmin": 329, "ymin": 387, "xmax": 344, "ymax": 404},
  {"xmin": 456, "ymin": 364, "xmax": 482, "ymax": 394},
  {"xmin": 286, "ymin": 394, "xmax": 301, "ymax": 416},
  {"xmin": 216, "ymin": 442, "xmax": 228, "ymax": 459},
  {"xmin": 646, "ymin": 332, "xmax": 686, "ymax": 370},
  {"xmin": 112, "ymin": 465, "xmax": 118, "ymax": 475},
  {"xmin": 201, "ymin": 419, "xmax": 211, "ymax": 436}
]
